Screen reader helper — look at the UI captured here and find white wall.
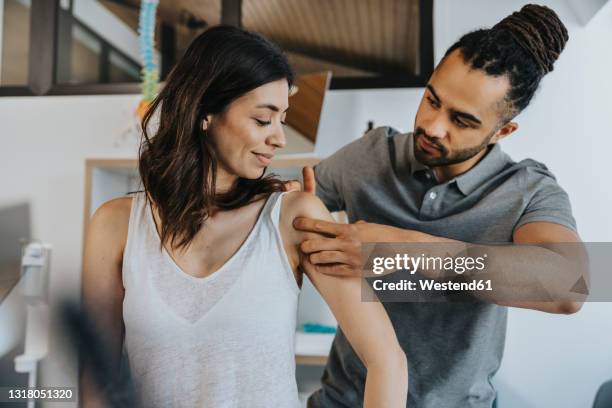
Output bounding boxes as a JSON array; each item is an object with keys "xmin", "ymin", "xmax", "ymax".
[{"xmin": 0, "ymin": 1, "xmax": 610, "ymax": 406}]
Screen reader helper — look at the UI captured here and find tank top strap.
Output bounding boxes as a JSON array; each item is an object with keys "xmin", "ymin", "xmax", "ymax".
[
  {"xmin": 122, "ymin": 191, "xmax": 150, "ymax": 287},
  {"xmin": 125, "ymin": 191, "xmax": 142, "ymax": 241},
  {"xmin": 266, "ymin": 190, "xmax": 288, "ymax": 228},
  {"xmin": 129, "ymin": 190, "xmax": 154, "ymax": 244}
]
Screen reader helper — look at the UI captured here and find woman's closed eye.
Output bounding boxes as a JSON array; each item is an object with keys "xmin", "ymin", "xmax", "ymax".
[
  {"xmin": 254, "ymin": 118, "xmax": 271, "ymax": 126},
  {"xmin": 254, "ymin": 118, "xmax": 288, "ymax": 126}
]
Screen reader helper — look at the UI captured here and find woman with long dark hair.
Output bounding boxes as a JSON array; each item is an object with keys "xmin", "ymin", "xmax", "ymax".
[{"xmin": 82, "ymin": 26, "xmax": 407, "ymax": 407}]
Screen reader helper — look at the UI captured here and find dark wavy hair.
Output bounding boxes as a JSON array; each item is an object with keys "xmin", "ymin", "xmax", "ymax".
[
  {"xmin": 444, "ymin": 4, "xmax": 569, "ymax": 122},
  {"xmin": 139, "ymin": 25, "xmax": 294, "ymax": 251}
]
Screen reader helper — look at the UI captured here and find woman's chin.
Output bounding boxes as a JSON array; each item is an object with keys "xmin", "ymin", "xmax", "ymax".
[{"xmin": 240, "ymin": 167, "xmax": 267, "ymax": 180}]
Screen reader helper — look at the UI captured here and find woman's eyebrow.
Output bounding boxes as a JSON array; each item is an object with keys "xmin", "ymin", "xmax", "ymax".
[{"xmin": 255, "ymin": 104, "xmax": 289, "ymax": 113}]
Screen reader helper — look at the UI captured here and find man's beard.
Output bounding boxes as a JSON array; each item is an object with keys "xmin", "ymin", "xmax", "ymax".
[{"xmin": 413, "ymin": 127, "xmax": 493, "ymax": 166}]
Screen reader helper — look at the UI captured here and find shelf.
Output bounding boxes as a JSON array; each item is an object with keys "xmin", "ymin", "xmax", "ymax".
[{"xmin": 295, "ymin": 332, "xmax": 335, "ymax": 366}]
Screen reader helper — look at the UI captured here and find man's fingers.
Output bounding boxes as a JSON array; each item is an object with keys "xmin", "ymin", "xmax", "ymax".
[
  {"xmin": 284, "ymin": 180, "xmax": 302, "ymax": 192},
  {"xmin": 300, "ymin": 251, "xmax": 361, "ymax": 277},
  {"xmin": 312, "ymin": 263, "xmax": 360, "ymax": 277},
  {"xmin": 293, "ymin": 217, "xmax": 346, "ymax": 237},
  {"xmin": 300, "ymin": 237, "xmax": 339, "ymax": 253},
  {"xmin": 309, "ymin": 250, "xmax": 351, "ymax": 265},
  {"xmin": 300, "ymin": 237, "xmax": 360, "ymax": 255},
  {"xmin": 302, "ymin": 166, "xmax": 316, "ymax": 194}
]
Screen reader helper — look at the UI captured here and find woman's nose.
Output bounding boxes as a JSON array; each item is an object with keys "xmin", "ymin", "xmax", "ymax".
[{"xmin": 268, "ymin": 125, "xmax": 287, "ymax": 149}]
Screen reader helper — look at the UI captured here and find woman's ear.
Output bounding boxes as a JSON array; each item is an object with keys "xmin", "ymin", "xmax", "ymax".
[{"xmin": 202, "ymin": 114, "xmax": 213, "ymax": 131}]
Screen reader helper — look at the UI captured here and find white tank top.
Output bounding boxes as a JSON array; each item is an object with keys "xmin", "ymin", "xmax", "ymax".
[{"xmin": 122, "ymin": 191, "xmax": 300, "ymax": 407}]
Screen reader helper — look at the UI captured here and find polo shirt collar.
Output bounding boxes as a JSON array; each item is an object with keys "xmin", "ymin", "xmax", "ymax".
[
  {"xmin": 408, "ymin": 133, "xmax": 508, "ymax": 196},
  {"xmin": 454, "ymin": 143, "xmax": 508, "ymax": 196}
]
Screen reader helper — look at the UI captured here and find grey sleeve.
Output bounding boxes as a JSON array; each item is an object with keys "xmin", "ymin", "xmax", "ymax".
[
  {"xmin": 314, "ymin": 158, "xmax": 345, "ymax": 213},
  {"xmin": 515, "ymin": 167, "xmax": 577, "ymax": 233},
  {"xmin": 314, "ymin": 127, "xmax": 396, "ymax": 212},
  {"xmin": 314, "ymin": 127, "xmax": 389, "ymax": 212}
]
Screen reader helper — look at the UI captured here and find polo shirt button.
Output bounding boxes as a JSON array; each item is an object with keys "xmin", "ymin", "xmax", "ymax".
[{"xmin": 429, "ymin": 191, "xmax": 437, "ymax": 200}]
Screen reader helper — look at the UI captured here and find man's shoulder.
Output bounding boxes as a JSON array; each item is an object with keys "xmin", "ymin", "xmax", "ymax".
[
  {"xmin": 507, "ymin": 158, "xmax": 576, "ymax": 231},
  {"xmin": 512, "ymin": 158, "xmax": 559, "ymax": 183},
  {"xmin": 501, "ymin": 157, "xmax": 569, "ymax": 198}
]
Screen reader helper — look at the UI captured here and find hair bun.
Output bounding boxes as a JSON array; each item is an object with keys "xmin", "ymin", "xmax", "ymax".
[{"xmin": 493, "ymin": 4, "xmax": 568, "ymax": 75}]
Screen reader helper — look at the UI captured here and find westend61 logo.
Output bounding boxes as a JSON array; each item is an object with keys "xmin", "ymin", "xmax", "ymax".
[
  {"xmin": 362, "ymin": 244, "xmax": 493, "ymax": 301},
  {"xmin": 362, "ymin": 242, "xmax": 603, "ymax": 303},
  {"xmin": 371, "ymin": 253, "xmax": 488, "ymax": 275}
]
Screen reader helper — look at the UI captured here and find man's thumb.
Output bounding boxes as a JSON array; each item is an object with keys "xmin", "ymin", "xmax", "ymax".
[{"xmin": 303, "ymin": 166, "xmax": 316, "ymax": 194}]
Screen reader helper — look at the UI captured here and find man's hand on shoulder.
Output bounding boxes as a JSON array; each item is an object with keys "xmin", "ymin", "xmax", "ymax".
[
  {"xmin": 293, "ymin": 215, "xmax": 417, "ymax": 277},
  {"xmin": 280, "ymin": 190, "xmax": 360, "ymax": 277}
]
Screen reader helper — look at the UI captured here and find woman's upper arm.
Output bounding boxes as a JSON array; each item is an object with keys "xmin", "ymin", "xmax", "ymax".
[
  {"xmin": 82, "ymin": 197, "xmax": 130, "ymax": 354},
  {"xmin": 281, "ymin": 192, "xmax": 404, "ymax": 366}
]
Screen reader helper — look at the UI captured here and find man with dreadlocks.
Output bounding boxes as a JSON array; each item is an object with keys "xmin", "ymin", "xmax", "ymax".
[{"xmin": 296, "ymin": 4, "xmax": 585, "ymax": 408}]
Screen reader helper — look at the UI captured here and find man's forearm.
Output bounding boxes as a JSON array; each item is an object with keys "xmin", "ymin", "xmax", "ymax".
[{"xmin": 368, "ymin": 224, "xmax": 586, "ymax": 313}]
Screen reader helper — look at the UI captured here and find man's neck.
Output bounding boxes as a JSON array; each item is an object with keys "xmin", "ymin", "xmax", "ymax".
[{"xmin": 432, "ymin": 146, "xmax": 491, "ymax": 183}]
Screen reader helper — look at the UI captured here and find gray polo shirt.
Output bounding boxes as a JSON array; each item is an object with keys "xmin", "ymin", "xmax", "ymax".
[{"xmin": 308, "ymin": 127, "xmax": 576, "ymax": 408}]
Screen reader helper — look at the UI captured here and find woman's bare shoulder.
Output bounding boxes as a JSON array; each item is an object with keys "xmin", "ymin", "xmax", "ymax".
[
  {"xmin": 82, "ymin": 197, "xmax": 132, "ymax": 322},
  {"xmin": 279, "ymin": 191, "xmax": 333, "ymax": 245},
  {"xmin": 91, "ymin": 196, "xmax": 132, "ymax": 223},
  {"xmin": 276, "ymin": 192, "xmax": 327, "ymax": 274},
  {"xmin": 87, "ymin": 196, "xmax": 133, "ymax": 249},
  {"xmin": 280, "ymin": 191, "xmax": 329, "ymax": 221}
]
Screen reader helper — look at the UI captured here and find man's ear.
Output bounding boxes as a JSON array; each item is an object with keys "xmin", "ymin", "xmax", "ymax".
[
  {"xmin": 490, "ymin": 121, "xmax": 518, "ymax": 144},
  {"xmin": 202, "ymin": 114, "xmax": 213, "ymax": 131}
]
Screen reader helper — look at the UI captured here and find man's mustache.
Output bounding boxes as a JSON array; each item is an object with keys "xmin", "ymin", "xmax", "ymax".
[{"xmin": 415, "ymin": 128, "xmax": 447, "ymax": 154}]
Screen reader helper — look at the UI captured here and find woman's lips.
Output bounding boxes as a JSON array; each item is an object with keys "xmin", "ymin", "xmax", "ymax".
[
  {"xmin": 417, "ymin": 136, "xmax": 441, "ymax": 155},
  {"xmin": 253, "ymin": 152, "xmax": 273, "ymax": 166}
]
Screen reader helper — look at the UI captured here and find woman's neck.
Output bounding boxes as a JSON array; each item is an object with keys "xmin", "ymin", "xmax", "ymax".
[{"xmin": 214, "ymin": 167, "xmax": 239, "ymax": 194}]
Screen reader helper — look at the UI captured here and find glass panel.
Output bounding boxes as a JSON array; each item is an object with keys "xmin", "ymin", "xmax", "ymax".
[
  {"xmin": 64, "ymin": 23, "xmax": 101, "ymax": 84},
  {"xmin": 55, "ymin": 0, "xmax": 221, "ymax": 85},
  {"xmin": 0, "ymin": 0, "xmax": 31, "ymax": 86},
  {"xmin": 55, "ymin": 1, "xmax": 142, "ymax": 85},
  {"xmin": 109, "ymin": 49, "xmax": 139, "ymax": 83}
]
